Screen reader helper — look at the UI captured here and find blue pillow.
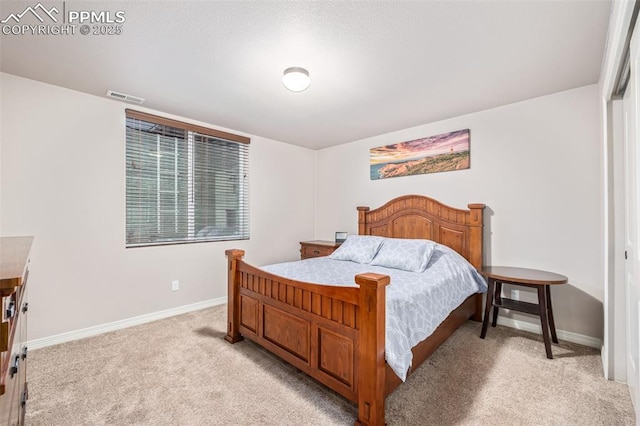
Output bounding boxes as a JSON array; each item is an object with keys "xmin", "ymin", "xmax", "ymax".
[
  {"xmin": 329, "ymin": 235, "xmax": 385, "ymax": 264},
  {"xmin": 370, "ymin": 238, "xmax": 437, "ymax": 272}
]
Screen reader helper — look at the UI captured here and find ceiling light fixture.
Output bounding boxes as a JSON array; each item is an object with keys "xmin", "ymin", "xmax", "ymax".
[{"xmin": 282, "ymin": 67, "xmax": 311, "ymax": 92}]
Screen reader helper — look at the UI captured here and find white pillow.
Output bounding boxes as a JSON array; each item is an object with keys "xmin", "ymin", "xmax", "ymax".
[
  {"xmin": 370, "ymin": 238, "xmax": 437, "ymax": 272},
  {"xmin": 329, "ymin": 235, "xmax": 385, "ymax": 264}
]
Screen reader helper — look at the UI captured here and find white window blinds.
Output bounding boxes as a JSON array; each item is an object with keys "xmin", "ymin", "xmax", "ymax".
[{"xmin": 125, "ymin": 110, "xmax": 249, "ymax": 247}]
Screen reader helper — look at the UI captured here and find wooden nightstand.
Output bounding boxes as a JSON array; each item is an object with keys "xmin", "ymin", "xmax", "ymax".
[{"xmin": 300, "ymin": 240, "xmax": 341, "ymax": 259}]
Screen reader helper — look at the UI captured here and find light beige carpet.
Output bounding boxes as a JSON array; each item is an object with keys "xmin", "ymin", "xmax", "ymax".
[{"xmin": 25, "ymin": 305, "xmax": 634, "ymax": 425}]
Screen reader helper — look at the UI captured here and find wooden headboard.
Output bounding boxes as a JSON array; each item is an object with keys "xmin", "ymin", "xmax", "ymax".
[{"xmin": 357, "ymin": 195, "xmax": 485, "ymax": 270}]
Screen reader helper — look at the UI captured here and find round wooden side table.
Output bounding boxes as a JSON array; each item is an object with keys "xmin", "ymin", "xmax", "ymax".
[{"xmin": 479, "ymin": 266, "xmax": 568, "ymax": 359}]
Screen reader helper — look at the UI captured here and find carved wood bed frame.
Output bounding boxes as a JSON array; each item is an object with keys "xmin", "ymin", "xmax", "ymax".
[{"xmin": 225, "ymin": 195, "xmax": 485, "ymax": 425}]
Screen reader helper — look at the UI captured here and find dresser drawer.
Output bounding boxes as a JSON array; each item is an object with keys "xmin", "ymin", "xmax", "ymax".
[
  {"xmin": 0, "ymin": 349, "xmax": 21, "ymax": 425},
  {"xmin": 0, "ymin": 237, "xmax": 32, "ymax": 426},
  {"xmin": 1, "ymin": 301, "xmax": 26, "ymax": 425}
]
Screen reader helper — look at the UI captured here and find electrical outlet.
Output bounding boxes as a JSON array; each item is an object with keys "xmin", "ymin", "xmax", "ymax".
[
  {"xmin": 511, "ymin": 289, "xmax": 519, "ymax": 300},
  {"xmin": 172, "ymin": 280, "xmax": 180, "ymax": 291}
]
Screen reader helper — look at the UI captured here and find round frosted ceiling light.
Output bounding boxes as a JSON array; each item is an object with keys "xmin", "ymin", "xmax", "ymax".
[{"xmin": 282, "ymin": 67, "xmax": 311, "ymax": 92}]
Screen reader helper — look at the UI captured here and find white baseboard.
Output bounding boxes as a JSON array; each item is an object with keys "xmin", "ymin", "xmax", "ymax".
[
  {"xmin": 27, "ymin": 298, "xmax": 601, "ymax": 352},
  {"xmin": 27, "ymin": 297, "xmax": 228, "ymax": 350},
  {"xmin": 496, "ymin": 316, "xmax": 602, "ymax": 349}
]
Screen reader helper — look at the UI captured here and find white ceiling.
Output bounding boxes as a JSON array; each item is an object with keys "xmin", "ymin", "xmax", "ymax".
[{"xmin": 0, "ymin": 1, "xmax": 612, "ymax": 149}]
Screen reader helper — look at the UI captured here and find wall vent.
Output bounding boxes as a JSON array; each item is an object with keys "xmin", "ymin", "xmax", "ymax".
[{"xmin": 106, "ymin": 90, "xmax": 145, "ymax": 104}]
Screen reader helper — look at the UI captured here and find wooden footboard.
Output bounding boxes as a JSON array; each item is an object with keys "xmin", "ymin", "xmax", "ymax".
[{"xmin": 225, "ymin": 249, "xmax": 389, "ymax": 425}]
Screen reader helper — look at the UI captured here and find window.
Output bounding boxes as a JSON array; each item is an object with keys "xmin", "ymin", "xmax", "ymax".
[{"xmin": 125, "ymin": 110, "xmax": 249, "ymax": 247}]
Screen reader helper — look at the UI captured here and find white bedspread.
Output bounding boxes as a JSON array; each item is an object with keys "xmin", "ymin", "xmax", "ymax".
[{"xmin": 262, "ymin": 243, "xmax": 487, "ymax": 381}]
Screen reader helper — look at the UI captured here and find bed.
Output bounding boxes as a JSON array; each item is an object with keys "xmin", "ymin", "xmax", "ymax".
[{"xmin": 224, "ymin": 195, "xmax": 485, "ymax": 425}]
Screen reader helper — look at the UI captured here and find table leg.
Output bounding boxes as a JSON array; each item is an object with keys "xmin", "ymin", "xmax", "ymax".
[
  {"xmin": 537, "ymin": 286, "xmax": 553, "ymax": 359},
  {"xmin": 480, "ymin": 278, "xmax": 495, "ymax": 339},
  {"xmin": 546, "ymin": 285, "xmax": 559, "ymax": 344},
  {"xmin": 492, "ymin": 281, "xmax": 502, "ymax": 327}
]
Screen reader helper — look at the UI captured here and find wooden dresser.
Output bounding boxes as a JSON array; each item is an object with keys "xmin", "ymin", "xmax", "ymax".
[
  {"xmin": 299, "ymin": 240, "xmax": 341, "ymax": 259},
  {"xmin": 0, "ymin": 237, "xmax": 32, "ymax": 426}
]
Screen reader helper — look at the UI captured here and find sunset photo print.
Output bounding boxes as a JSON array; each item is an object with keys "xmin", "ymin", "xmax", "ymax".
[{"xmin": 370, "ymin": 129, "xmax": 470, "ymax": 180}]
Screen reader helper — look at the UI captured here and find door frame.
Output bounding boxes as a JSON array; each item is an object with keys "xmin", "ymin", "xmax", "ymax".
[{"xmin": 601, "ymin": 1, "xmax": 638, "ymax": 385}]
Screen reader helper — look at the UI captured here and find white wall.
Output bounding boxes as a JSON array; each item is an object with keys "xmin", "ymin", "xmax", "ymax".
[
  {"xmin": 0, "ymin": 70, "xmax": 4, "ymax": 230},
  {"xmin": 0, "ymin": 72, "xmax": 316, "ymax": 341},
  {"xmin": 316, "ymin": 85, "xmax": 603, "ymax": 341}
]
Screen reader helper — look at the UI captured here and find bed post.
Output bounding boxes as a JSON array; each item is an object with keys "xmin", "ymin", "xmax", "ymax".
[
  {"xmin": 357, "ymin": 206, "xmax": 370, "ymax": 235},
  {"xmin": 467, "ymin": 203, "xmax": 485, "ymax": 322},
  {"xmin": 355, "ymin": 273, "xmax": 390, "ymax": 426},
  {"xmin": 225, "ymin": 249, "xmax": 245, "ymax": 344}
]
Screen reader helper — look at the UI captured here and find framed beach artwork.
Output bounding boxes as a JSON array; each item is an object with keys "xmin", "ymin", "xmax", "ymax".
[{"xmin": 370, "ymin": 129, "xmax": 470, "ymax": 180}]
